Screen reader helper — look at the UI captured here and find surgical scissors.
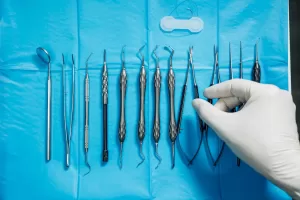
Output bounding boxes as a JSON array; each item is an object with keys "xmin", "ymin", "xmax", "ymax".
[
  {"xmin": 61, "ymin": 54, "xmax": 75, "ymax": 168},
  {"xmin": 176, "ymin": 47, "xmax": 205, "ymax": 166},
  {"xmin": 204, "ymin": 45, "xmax": 225, "ymax": 167},
  {"xmin": 187, "ymin": 47, "xmax": 204, "ymax": 166}
]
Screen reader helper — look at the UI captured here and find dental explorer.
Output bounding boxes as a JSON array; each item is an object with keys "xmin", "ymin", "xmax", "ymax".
[
  {"xmin": 119, "ymin": 46, "xmax": 127, "ymax": 169},
  {"xmin": 153, "ymin": 46, "xmax": 162, "ymax": 169},
  {"xmin": 36, "ymin": 47, "xmax": 52, "ymax": 161},
  {"xmin": 204, "ymin": 46, "xmax": 225, "ymax": 167},
  {"xmin": 84, "ymin": 53, "xmax": 93, "ymax": 176},
  {"xmin": 62, "ymin": 54, "xmax": 75, "ymax": 168},
  {"xmin": 165, "ymin": 45, "xmax": 177, "ymax": 169},
  {"xmin": 137, "ymin": 45, "xmax": 147, "ymax": 168},
  {"xmin": 102, "ymin": 50, "xmax": 109, "ymax": 162},
  {"xmin": 187, "ymin": 47, "xmax": 204, "ymax": 166},
  {"xmin": 253, "ymin": 39, "xmax": 261, "ymax": 83}
]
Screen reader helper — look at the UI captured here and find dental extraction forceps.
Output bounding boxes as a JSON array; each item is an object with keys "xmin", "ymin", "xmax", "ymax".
[
  {"xmin": 137, "ymin": 45, "xmax": 146, "ymax": 168},
  {"xmin": 61, "ymin": 54, "xmax": 75, "ymax": 168},
  {"xmin": 102, "ymin": 50, "xmax": 109, "ymax": 162},
  {"xmin": 119, "ymin": 46, "xmax": 127, "ymax": 169},
  {"xmin": 84, "ymin": 53, "xmax": 93, "ymax": 176},
  {"xmin": 165, "ymin": 46, "xmax": 177, "ymax": 169},
  {"xmin": 152, "ymin": 46, "xmax": 162, "ymax": 169},
  {"xmin": 204, "ymin": 46, "xmax": 225, "ymax": 167}
]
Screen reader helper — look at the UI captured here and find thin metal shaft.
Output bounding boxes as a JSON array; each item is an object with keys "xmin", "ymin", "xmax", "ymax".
[
  {"xmin": 119, "ymin": 46, "xmax": 127, "ymax": 169},
  {"xmin": 47, "ymin": 62, "xmax": 51, "ymax": 161},
  {"xmin": 119, "ymin": 143, "xmax": 123, "ymax": 169},
  {"xmin": 84, "ymin": 53, "xmax": 92, "ymax": 176},
  {"xmin": 211, "ymin": 45, "xmax": 218, "ymax": 86},
  {"xmin": 229, "ymin": 42, "xmax": 233, "ymax": 79},
  {"xmin": 153, "ymin": 46, "xmax": 162, "ymax": 169},
  {"xmin": 237, "ymin": 42, "xmax": 243, "ymax": 167},
  {"xmin": 216, "ymin": 49, "xmax": 221, "ymax": 84},
  {"xmin": 240, "ymin": 42, "xmax": 243, "ymax": 79},
  {"xmin": 190, "ymin": 48, "xmax": 197, "ymax": 86},
  {"xmin": 137, "ymin": 45, "xmax": 146, "ymax": 168}
]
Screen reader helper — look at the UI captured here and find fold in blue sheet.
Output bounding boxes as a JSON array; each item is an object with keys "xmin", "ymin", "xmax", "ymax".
[{"xmin": 0, "ymin": 0, "xmax": 290, "ymax": 199}]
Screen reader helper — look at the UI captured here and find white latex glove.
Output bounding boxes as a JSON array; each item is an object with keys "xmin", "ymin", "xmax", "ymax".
[{"xmin": 192, "ymin": 79, "xmax": 300, "ymax": 199}]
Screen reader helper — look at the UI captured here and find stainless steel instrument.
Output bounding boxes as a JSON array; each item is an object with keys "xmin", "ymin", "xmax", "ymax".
[
  {"xmin": 119, "ymin": 46, "xmax": 127, "ymax": 169},
  {"xmin": 137, "ymin": 45, "xmax": 146, "ymax": 168},
  {"xmin": 165, "ymin": 46, "xmax": 177, "ymax": 169},
  {"xmin": 36, "ymin": 47, "xmax": 52, "ymax": 162},
  {"xmin": 152, "ymin": 45, "xmax": 162, "ymax": 169}
]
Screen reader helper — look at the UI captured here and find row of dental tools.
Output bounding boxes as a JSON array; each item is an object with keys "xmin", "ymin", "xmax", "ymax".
[{"xmin": 36, "ymin": 40, "xmax": 260, "ymax": 172}]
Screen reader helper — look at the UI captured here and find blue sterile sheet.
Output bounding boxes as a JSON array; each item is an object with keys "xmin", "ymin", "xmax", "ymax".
[{"xmin": 0, "ymin": 0, "xmax": 290, "ymax": 199}]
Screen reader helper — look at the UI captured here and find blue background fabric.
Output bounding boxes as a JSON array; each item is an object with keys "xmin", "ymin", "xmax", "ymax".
[{"xmin": 0, "ymin": 0, "xmax": 290, "ymax": 199}]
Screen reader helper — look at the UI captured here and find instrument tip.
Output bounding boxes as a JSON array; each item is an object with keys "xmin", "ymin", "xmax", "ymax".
[
  {"xmin": 72, "ymin": 54, "xmax": 75, "ymax": 64},
  {"xmin": 84, "ymin": 153, "xmax": 91, "ymax": 176},
  {"xmin": 154, "ymin": 143, "xmax": 162, "ymax": 169},
  {"xmin": 136, "ymin": 142, "xmax": 145, "ymax": 168},
  {"xmin": 119, "ymin": 142, "xmax": 123, "ymax": 169},
  {"xmin": 171, "ymin": 142, "xmax": 175, "ymax": 169},
  {"xmin": 62, "ymin": 53, "xmax": 65, "ymax": 64}
]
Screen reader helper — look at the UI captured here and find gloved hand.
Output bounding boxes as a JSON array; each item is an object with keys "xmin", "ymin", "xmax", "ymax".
[{"xmin": 192, "ymin": 79, "xmax": 300, "ymax": 199}]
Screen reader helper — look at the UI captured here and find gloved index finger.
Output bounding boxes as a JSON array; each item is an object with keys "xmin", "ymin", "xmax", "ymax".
[{"xmin": 204, "ymin": 79, "xmax": 260, "ymax": 100}]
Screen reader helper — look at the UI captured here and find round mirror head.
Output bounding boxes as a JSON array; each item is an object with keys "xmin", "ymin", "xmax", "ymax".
[{"xmin": 36, "ymin": 47, "xmax": 51, "ymax": 64}]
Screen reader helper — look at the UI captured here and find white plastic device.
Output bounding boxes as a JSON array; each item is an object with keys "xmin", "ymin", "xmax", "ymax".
[{"xmin": 160, "ymin": 16, "xmax": 204, "ymax": 33}]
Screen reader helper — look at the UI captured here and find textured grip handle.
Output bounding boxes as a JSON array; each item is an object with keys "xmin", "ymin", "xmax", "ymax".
[
  {"xmin": 138, "ymin": 68, "xmax": 146, "ymax": 142},
  {"xmin": 176, "ymin": 85, "xmax": 187, "ymax": 134},
  {"xmin": 168, "ymin": 70, "xmax": 177, "ymax": 142},
  {"xmin": 153, "ymin": 69, "xmax": 161, "ymax": 143},
  {"xmin": 252, "ymin": 62, "xmax": 261, "ymax": 83},
  {"xmin": 84, "ymin": 76, "xmax": 89, "ymax": 150},
  {"xmin": 102, "ymin": 69, "xmax": 108, "ymax": 104},
  {"xmin": 119, "ymin": 69, "xmax": 127, "ymax": 143}
]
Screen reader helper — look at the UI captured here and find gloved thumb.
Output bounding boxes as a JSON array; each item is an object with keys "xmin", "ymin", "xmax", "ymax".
[{"xmin": 192, "ymin": 99, "xmax": 233, "ymax": 141}]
